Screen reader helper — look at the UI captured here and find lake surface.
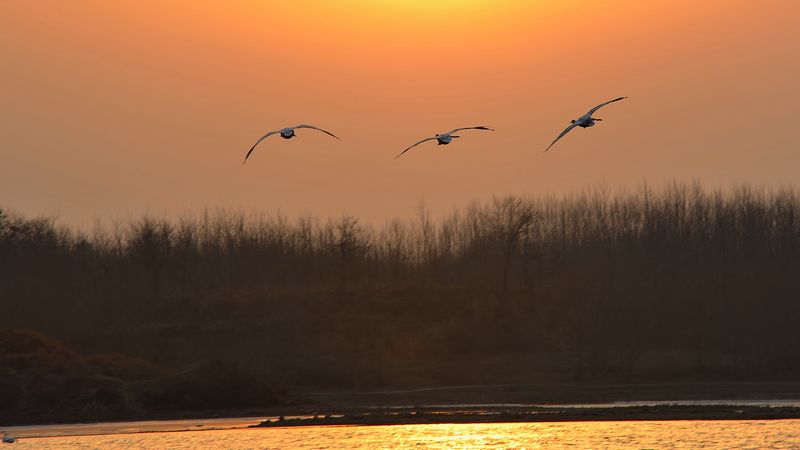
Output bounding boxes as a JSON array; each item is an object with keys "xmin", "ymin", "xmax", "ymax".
[{"xmin": 6, "ymin": 419, "xmax": 800, "ymax": 449}]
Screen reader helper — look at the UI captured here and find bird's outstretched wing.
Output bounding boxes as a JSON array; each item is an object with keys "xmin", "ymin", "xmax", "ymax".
[
  {"xmin": 448, "ymin": 126, "xmax": 495, "ymax": 134},
  {"xmin": 395, "ymin": 137, "xmax": 436, "ymax": 159},
  {"xmin": 544, "ymin": 123, "xmax": 579, "ymax": 152},
  {"xmin": 293, "ymin": 124, "xmax": 340, "ymax": 140},
  {"xmin": 586, "ymin": 97, "xmax": 627, "ymax": 116},
  {"xmin": 243, "ymin": 130, "xmax": 281, "ymax": 164}
]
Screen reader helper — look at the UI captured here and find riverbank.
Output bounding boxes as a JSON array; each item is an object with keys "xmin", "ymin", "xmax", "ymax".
[
  {"xmin": 4, "ymin": 380, "xmax": 800, "ymax": 427},
  {"xmin": 5, "ymin": 402, "xmax": 800, "ymax": 441},
  {"xmin": 254, "ymin": 380, "xmax": 800, "ymax": 427},
  {"xmin": 254, "ymin": 404, "xmax": 800, "ymax": 428}
]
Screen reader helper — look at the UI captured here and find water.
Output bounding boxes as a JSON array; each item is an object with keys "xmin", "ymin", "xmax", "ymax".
[
  {"xmin": 6, "ymin": 419, "xmax": 800, "ymax": 449},
  {"xmin": 3, "ymin": 416, "xmax": 266, "ymax": 438}
]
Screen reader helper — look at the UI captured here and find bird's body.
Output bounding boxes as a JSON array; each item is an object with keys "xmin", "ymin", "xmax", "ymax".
[
  {"xmin": 574, "ymin": 116, "xmax": 597, "ymax": 128},
  {"xmin": 396, "ymin": 126, "xmax": 494, "ymax": 158},
  {"xmin": 544, "ymin": 97, "xmax": 626, "ymax": 152},
  {"xmin": 434, "ymin": 134, "xmax": 458, "ymax": 145},
  {"xmin": 279, "ymin": 128, "xmax": 296, "ymax": 139},
  {"xmin": 244, "ymin": 124, "xmax": 338, "ymax": 163}
]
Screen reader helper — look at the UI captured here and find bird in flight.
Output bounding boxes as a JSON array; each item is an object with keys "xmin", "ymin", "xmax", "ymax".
[
  {"xmin": 395, "ymin": 126, "xmax": 495, "ymax": 159},
  {"xmin": 544, "ymin": 97, "xmax": 627, "ymax": 152},
  {"xmin": 243, "ymin": 125, "xmax": 339, "ymax": 164}
]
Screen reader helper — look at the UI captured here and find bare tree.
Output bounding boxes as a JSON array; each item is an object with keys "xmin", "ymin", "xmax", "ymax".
[
  {"xmin": 128, "ymin": 217, "xmax": 172, "ymax": 300},
  {"xmin": 486, "ymin": 196, "xmax": 540, "ymax": 315},
  {"xmin": 329, "ymin": 215, "xmax": 369, "ymax": 294}
]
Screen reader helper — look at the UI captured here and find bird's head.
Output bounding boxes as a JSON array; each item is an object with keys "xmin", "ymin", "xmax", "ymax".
[{"xmin": 570, "ymin": 120, "xmax": 576, "ymax": 124}]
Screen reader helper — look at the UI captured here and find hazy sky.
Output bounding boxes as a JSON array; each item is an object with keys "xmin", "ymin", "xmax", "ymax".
[{"xmin": 2, "ymin": 0, "xmax": 800, "ymax": 225}]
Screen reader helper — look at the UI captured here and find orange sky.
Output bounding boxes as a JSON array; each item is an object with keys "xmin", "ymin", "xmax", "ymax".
[{"xmin": 2, "ymin": 0, "xmax": 800, "ymax": 226}]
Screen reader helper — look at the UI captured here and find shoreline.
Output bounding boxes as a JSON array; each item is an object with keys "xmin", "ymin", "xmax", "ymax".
[
  {"xmin": 5, "ymin": 380, "xmax": 800, "ymax": 429},
  {"xmin": 5, "ymin": 402, "xmax": 800, "ymax": 440},
  {"xmin": 252, "ymin": 404, "xmax": 800, "ymax": 429}
]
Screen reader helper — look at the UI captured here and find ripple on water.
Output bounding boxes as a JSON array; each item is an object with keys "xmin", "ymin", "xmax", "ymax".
[{"xmin": 9, "ymin": 420, "xmax": 800, "ymax": 450}]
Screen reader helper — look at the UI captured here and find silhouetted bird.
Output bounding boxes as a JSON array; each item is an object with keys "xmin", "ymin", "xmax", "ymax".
[
  {"xmin": 544, "ymin": 97, "xmax": 627, "ymax": 152},
  {"xmin": 395, "ymin": 126, "xmax": 495, "ymax": 159},
  {"xmin": 244, "ymin": 125, "xmax": 339, "ymax": 163}
]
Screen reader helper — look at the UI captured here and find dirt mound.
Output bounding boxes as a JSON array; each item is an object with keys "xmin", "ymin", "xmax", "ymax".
[
  {"xmin": 0, "ymin": 329, "xmax": 82, "ymax": 374},
  {"xmin": 85, "ymin": 353, "xmax": 164, "ymax": 381},
  {"xmin": 138, "ymin": 360, "xmax": 284, "ymax": 411}
]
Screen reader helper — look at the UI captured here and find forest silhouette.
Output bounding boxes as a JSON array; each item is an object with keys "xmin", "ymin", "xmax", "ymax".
[{"xmin": 2, "ymin": 182, "xmax": 800, "ymax": 423}]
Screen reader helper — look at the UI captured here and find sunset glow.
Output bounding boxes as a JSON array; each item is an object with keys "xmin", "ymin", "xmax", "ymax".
[
  {"xmin": 5, "ymin": 1, "xmax": 800, "ymax": 444},
  {"xmin": 2, "ymin": 1, "xmax": 800, "ymax": 224}
]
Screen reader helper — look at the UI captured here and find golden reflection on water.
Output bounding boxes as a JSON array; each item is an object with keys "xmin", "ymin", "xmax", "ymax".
[{"xmin": 13, "ymin": 420, "xmax": 800, "ymax": 449}]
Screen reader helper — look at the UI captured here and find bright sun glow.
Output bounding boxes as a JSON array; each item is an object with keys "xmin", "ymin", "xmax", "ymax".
[
  {"xmin": 283, "ymin": 0, "xmax": 545, "ymax": 37},
  {"xmin": 361, "ymin": 0, "xmax": 496, "ymax": 12},
  {"xmin": 263, "ymin": 0, "xmax": 540, "ymax": 22},
  {"xmin": 342, "ymin": 0, "xmax": 537, "ymax": 19}
]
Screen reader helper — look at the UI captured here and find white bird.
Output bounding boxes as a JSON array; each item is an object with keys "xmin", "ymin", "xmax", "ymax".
[
  {"xmin": 544, "ymin": 97, "xmax": 627, "ymax": 152},
  {"xmin": 243, "ymin": 125, "xmax": 339, "ymax": 164},
  {"xmin": 395, "ymin": 126, "xmax": 495, "ymax": 159},
  {"xmin": 1, "ymin": 431, "xmax": 15, "ymax": 444}
]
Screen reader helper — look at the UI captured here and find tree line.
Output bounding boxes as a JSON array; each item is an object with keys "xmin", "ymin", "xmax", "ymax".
[{"xmin": 2, "ymin": 182, "xmax": 799, "ymax": 385}]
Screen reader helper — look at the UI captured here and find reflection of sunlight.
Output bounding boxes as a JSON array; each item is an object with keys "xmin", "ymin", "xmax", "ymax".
[
  {"xmin": 22, "ymin": 419, "xmax": 800, "ymax": 448},
  {"xmin": 410, "ymin": 423, "xmax": 555, "ymax": 449}
]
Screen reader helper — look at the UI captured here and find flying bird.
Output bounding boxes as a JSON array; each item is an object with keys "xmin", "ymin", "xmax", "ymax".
[
  {"xmin": 544, "ymin": 97, "xmax": 627, "ymax": 152},
  {"xmin": 395, "ymin": 126, "xmax": 495, "ymax": 159},
  {"xmin": 243, "ymin": 125, "xmax": 339, "ymax": 164}
]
